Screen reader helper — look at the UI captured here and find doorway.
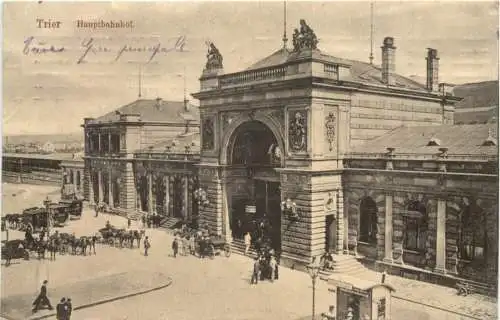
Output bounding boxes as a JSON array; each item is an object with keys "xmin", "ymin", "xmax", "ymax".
[
  {"xmin": 325, "ymin": 214, "xmax": 337, "ymax": 253},
  {"xmin": 255, "ymin": 180, "xmax": 281, "ymax": 252}
]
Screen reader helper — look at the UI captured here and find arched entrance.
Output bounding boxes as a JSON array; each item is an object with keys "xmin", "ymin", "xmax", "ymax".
[{"xmin": 225, "ymin": 120, "xmax": 284, "ymax": 253}]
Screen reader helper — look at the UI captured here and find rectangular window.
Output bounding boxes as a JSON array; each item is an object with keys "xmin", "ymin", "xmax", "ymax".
[
  {"xmin": 404, "ymin": 217, "xmax": 426, "ymax": 252},
  {"xmin": 110, "ymin": 134, "xmax": 120, "ymax": 154}
]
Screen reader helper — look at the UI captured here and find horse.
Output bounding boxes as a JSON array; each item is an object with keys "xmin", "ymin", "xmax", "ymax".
[{"xmin": 47, "ymin": 238, "xmax": 58, "ymax": 261}]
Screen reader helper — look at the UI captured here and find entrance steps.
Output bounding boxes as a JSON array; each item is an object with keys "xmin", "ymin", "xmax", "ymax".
[
  {"xmin": 159, "ymin": 217, "xmax": 182, "ymax": 230},
  {"xmin": 231, "ymin": 239, "xmax": 259, "ymax": 258},
  {"xmin": 319, "ymin": 254, "xmax": 368, "ymax": 278}
]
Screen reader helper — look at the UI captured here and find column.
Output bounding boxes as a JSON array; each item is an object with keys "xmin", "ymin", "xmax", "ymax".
[
  {"xmin": 108, "ymin": 168, "xmax": 114, "ymax": 208},
  {"xmin": 85, "ymin": 165, "xmax": 94, "ymax": 205},
  {"xmin": 120, "ymin": 162, "xmax": 136, "ymax": 211},
  {"xmin": 97, "ymin": 170, "xmax": 104, "ymax": 203},
  {"xmin": 183, "ymin": 175, "xmax": 189, "ymax": 219},
  {"xmin": 336, "ymin": 189, "xmax": 344, "ymax": 255},
  {"xmin": 164, "ymin": 175, "xmax": 169, "ymax": 216},
  {"xmin": 383, "ymin": 194, "xmax": 393, "ymax": 263},
  {"xmin": 168, "ymin": 176, "xmax": 174, "ymax": 217},
  {"xmin": 222, "ymin": 180, "xmax": 232, "ymax": 242},
  {"xmin": 435, "ymin": 199, "xmax": 447, "ymax": 273},
  {"xmin": 147, "ymin": 171, "xmax": 153, "ymax": 217},
  {"xmin": 343, "ymin": 193, "xmax": 349, "ymax": 254}
]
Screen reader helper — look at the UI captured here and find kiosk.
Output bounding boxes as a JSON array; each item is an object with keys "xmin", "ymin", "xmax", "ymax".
[{"xmin": 326, "ymin": 274, "xmax": 395, "ymax": 320}]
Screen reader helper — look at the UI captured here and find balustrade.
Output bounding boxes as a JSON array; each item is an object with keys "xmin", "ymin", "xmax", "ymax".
[{"xmin": 219, "ymin": 66, "xmax": 286, "ymax": 88}]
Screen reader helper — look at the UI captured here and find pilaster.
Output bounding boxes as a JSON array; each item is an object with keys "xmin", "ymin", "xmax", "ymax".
[
  {"xmin": 383, "ymin": 194, "xmax": 393, "ymax": 263},
  {"xmin": 336, "ymin": 189, "xmax": 344, "ymax": 254},
  {"xmin": 97, "ymin": 170, "xmax": 104, "ymax": 203},
  {"xmin": 435, "ymin": 199, "xmax": 447, "ymax": 273},
  {"xmin": 147, "ymin": 171, "xmax": 153, "ymax": 216},
  {"xmin": 108, "ymin": 168, "xmax": 114, "ymax": 208}
]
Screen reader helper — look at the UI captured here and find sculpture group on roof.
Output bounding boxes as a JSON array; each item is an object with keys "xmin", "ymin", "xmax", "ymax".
[
  {"xmin": 292, "ymin": 19, "xmax": 318, "ymax": 52},
  {"xmin": 205, "ymin": 41, "xmax": 223, "ymax": 70}
]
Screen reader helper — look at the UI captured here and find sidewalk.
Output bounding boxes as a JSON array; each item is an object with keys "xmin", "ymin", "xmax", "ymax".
[{"xmin": 1, "ymin": 271, "xmax": 172, "ymax": 320}]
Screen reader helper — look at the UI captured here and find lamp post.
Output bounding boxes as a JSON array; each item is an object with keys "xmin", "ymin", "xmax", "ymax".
[{"xmin": 306, "ymin": 258, "xmax": 321, "ymax": 320}]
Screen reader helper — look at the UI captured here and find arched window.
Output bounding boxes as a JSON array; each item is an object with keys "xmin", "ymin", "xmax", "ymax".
[
  {"xmin": 403, "ymin": 200, "xmax": 427, "ymax": 252},
  {"xmin": 460, "ymin": 201, "xmax": 486, "ymax": 262},
  {"xmin": 359, "ymin": 197, "xmax": 378, "ymax": 244}
]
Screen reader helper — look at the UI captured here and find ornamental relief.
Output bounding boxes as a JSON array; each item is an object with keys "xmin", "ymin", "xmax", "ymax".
[
  {"xmin": 288, "ymin": 110, "xmax": 307, "ymax": 153},
  {"xmin": 325, "ymin": 111, "xmax": 337, "ymax": 152},
  {"xmin": 202, "ymin": 117, "xmax": 215, "ymax": 150}
]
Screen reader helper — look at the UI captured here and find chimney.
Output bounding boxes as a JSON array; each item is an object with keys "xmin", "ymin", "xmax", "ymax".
[
  {"xmin": 381, "ymin": 37, "xmax": 396, "ymax": 85},
  {"xmin": 426, "ymin": 48, "xmax": 439, "ymax": 92}
]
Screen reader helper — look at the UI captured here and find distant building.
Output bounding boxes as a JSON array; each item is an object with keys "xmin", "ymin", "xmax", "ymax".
[{"xmin": 41, "ymin": 142, "xmax": 55, "ymax": 154}]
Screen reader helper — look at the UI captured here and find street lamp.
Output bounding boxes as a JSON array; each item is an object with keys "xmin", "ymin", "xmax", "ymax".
[{"xmin": 306, "ymin": 257, "xmax": 322, "ymax": 320}]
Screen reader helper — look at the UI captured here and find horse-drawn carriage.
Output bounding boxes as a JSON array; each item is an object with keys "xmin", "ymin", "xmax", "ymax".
[
  {"xmin": 1, "ymin": 239, "xmax": 30, "ymax": 266},
  {"xmin": 194, "ymin": 234, "xmax": 231, "ymax": 258},
  {"xmin": 98, "ymin": 223, "xmax": 143, "ymax": 249}
]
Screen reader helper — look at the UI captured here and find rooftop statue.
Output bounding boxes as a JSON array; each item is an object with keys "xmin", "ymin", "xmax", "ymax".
[
  {"xmin": 292, "ymin": 19, "xmax": 318, "ymax": 52},
  {"xmin": 205, "ymin": 42, "xmax": 223, "ymax": 70}
]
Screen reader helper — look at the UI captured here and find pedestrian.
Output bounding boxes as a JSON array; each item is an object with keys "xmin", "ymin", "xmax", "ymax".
[
  {"xmin": 127, "ymin": 218, "xmax": 131, "ymax": 229},
  {"xmin": 65, "ymin": 298, "xmax": 73, "ymax": 319},
  {"xmin": 144, "ymin": 236, "xmax": 150, "ymax": 256},
  {"xmin": 91, "ymin": 234, "xmax": 97, "ymax": 255},
  {"xmin": 95, "ymin": 203, "xmax": 99, "ymax": 217},
  {"xmin": 56, "ymin": 297, "xmax": 67, "ymax": 320},
  {"xmin": 250, "ymin": 257, "xmax": 260, "ymax": 285},
  {"xmin": 141, "ymin": 215, "xmax": 146, "ymax": 229},
  {"xmin": 269, "ymin": 255, "xmax": 277, "ymax": 282},
  {"xmin": 32, "ymin": 280, "xmax": 53, "ymax": 313},
  {"xmin": 244, "ymin": 232, "xmax": 252, "ymax": 256},
  {"xmin": 182, "ymin": 236, "xmax": 189, "ymax": 256},
  {"xmin": 172, "ymin": 237, "xmax": 179, "ymax": 258}
]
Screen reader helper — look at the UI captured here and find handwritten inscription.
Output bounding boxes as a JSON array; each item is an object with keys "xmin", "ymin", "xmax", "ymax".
[
  {"xmin": 22, "ymin": 35, "xmax": 186, "ymax": 64},
  {"xmin": 23, "ymin": 36, "xmax": 64, "ymax": 55},
  {"xmin": 78, "ymin": 35, "xmax": 186, "ymax": 64}
]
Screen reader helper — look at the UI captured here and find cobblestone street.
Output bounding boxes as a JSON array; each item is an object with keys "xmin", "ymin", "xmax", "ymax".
[{"xmin": 1, "ymin": 184, "xmax": 498, "ymax": 320}]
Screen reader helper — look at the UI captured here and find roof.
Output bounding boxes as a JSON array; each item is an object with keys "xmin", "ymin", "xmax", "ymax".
[
  {"xmin": 244, "ymin": 48, "xmax": 427, "ymax": 91},
  {"xmin": 350, "ymin": 123, "xmax": 498, "ymax": 156},
  {"xmin": 94, "ymin": 99, "xmax": 199, "ymax": 124},
  {"xmin": 326, "ymin": 274, "xmax": 396, "ymax": 293},
  {"xmin": 138, "ymin": 131, "xmax": 201, "ymax": 154}
]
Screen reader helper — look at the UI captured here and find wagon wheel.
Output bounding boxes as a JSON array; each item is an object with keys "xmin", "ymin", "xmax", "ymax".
[
  {"xmin": 224, "ymin": 243, "xmax": 231, "ymax": 257},
  {"xmin": 23, "ymin": 250, "xmax": 30, "ymax": 260},
  {"xmin": 108, "ymin": 238, "xmax": 115, "ymax": 246},
  {"xmin": 208, "ymin": 244, "xmax": 215, "ymax": 259}
]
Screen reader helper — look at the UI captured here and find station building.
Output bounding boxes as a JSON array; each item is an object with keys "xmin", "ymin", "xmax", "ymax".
[{"xmin": 71, "ymin": 21, "xmax": 498, "ymax": 290}]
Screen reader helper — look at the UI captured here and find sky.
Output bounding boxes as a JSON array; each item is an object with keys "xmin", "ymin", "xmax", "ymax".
[{"xmin": 2, "ymin": 1, "xmax": 498, "ymax": 135}]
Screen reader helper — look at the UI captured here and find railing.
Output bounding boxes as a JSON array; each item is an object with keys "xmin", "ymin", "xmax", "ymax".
[{"xmin": 219, "ymin": 66, "xmax": 287, "ymax": 88}]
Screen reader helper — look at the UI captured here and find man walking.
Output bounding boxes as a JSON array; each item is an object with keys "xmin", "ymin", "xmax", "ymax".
[
  {"xmin": 244, "ymin": 232, "xmax": 252, "ymax": 256},
  {"xmin": 32, "ymin": 280, "xmax": 53, "ymax": 313},
  {"xmin": 172, "ymin": 237, "xmax": 179, "ymax": 258},
  {"xmin": 144, "ymin": 236, "xmax": 151, "ymax": 256},
  {"xmin": 250, "ymin": 257, "xmax": 260, "ymax": 285}
]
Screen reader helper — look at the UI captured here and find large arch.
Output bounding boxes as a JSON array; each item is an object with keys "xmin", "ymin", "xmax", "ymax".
[
  {"xmin": 219, "ymin": 114, "xmax": 285, "ymax": 167},
  {"xmin": 219, "ymin": 115, "xmax": 285, "ymax": 252}
]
